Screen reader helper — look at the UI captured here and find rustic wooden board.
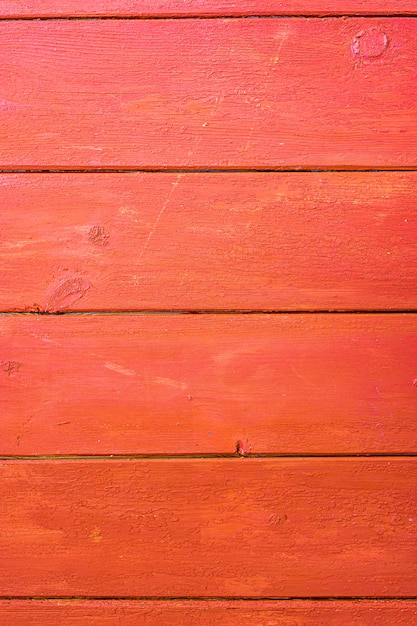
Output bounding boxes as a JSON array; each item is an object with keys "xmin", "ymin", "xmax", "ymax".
[
  {"xmin": 0, "ymin": 19, "xmax": 416, "ymax": 169},
  {"xmin": 2, "ymin": 172, "xmax": 417, "ymax": 312},
  {"xmin": 1, "ymin": 314, "xmax": 416, "ymax": 455},
  {"xmin": 0, "ymin": 458, "xmax": 416, "ymax": 596},
  {"xmin": 0, "ymin": 2, "xmax": 415, "ymax": 17},
  {"xmin": 1, "ymin": 600, "xmax": 417, "ymax": 625}
]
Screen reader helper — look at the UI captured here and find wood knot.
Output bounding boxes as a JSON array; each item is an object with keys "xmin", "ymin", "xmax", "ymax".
[
  {"xmin": 47, "ymin": 277, "xmax": 90, "ymax": 312},
  {"xmin": 1, "ymin": 360, "xmax": 22, "ymax": 376},
  {"xmin": 88, "ymin": 225, "xmax": 110, "ymax": 246},
  {"xmin": 352, "ymin": 28, "xmax": 388, "ymax": 59}
]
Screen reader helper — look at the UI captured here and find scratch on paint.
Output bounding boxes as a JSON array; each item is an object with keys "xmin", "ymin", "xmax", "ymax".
[
  {"xmin": 374, "ymin": 386, "xmax": 393, "ymax": 438},
  {"xmin": 270, "ymin": 28, "xmax": 290, "ymax": 66},
  {"xmin": 375, "ymin": 386, "xmax": 393, "ymax": 418},
  {"xmin": 290, "ymin": 363, "xmax": 319, "ymax": 391},
  {"xmin": 139, "ymin": 174, "xmax": 183, "ymax": 259}
]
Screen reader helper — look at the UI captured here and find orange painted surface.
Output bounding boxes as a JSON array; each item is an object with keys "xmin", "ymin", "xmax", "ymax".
[
  {"xmin": 0, "ymin": 600, "xmax": 416, "ymax": 625},
  {"xmin": 0, "ymin": 19, "xmax": 416, "ymax": 169},
  {"xmin": 1, "ymin": 172, "xmax": 416, "ymax": 312},
  {"xmin": 2, "ymin": 314, "xmax": 417, "ymax": 455},
  {"xmin": 0, "ymin": 458, "xmax": 416, "ymax": 597},
  {"xmin": 0, "ymin": 1, "xmax": 415, "ymax": 17}
]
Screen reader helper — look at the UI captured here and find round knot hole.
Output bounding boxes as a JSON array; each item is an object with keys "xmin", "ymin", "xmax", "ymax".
[{"xmin": 352, "ymin": 28, "xmax": 388, "ymax": 59}]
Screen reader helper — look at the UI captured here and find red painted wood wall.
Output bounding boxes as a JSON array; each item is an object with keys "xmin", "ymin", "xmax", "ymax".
[{"xmin": 1, "ymin": 2, "xmax": 416, "ymax": 623}]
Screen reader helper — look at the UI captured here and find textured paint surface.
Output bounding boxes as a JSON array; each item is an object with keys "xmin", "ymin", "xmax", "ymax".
[
  {"xmin": 0, "ymin": 19, "xmax": 416, "ymax": 168},
  {"xmin": 0, "ymin": 458, "xmax": 416, "ymax": 597},
  {"xmin": 0, "ymin": 600, "xmax": 416, "ymax": 625},
  {"xmin": 1, "ymin": 172, "xmax": 416, "ymax": 311},
  {"xmin": 0, "ymin": 1, "xmax": 415, "ymax": 16},
  {"xmin": 1, "ymin": 5, "xmax": 416, "ymax": 617},
  {"xmin": 1, "ymin": 314, "xmax": 416, "ymax": 455}
]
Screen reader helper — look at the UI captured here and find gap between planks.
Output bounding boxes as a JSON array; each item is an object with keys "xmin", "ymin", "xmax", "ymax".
[
  {"xmin": 1, "ymin": 596, "xmax": 417, "ymax": 601},
  {"xmin": 1, "ymin": 15, "xmax": 417, "ymax": 20},
  {"xmin": 1, "ymin": 168, "xmax": 417, "ymax": 173},
  {"xmin": 1, "ymin": 310, "xmax": 417, "ymax": 316},
  {"xmin": 2, "ymin": 454, "xmax": 417, "ymax": 460}
]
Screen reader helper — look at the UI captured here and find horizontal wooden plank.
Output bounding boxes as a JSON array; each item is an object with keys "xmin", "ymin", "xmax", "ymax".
[
  {"xmin": 0, "ymin": 19, "xmax": 416, "ymax": 168},
  {"xmin": 1, "ymin": 314, "xmax": 416, "ymax": 455},
  {"xmin": 1, "ymin": 172, "xmax": 417, "ymax": 312},
  {"xmin": 1, "ymin": 600, "xmax": 417, "ymax": 625},
  {"xmin": 0, "ymin": 1, "xmax": 415, "ymax": 17},
  {"xmin": 0, "ymin": 458, "xmax": 416, "ymax": 596}
]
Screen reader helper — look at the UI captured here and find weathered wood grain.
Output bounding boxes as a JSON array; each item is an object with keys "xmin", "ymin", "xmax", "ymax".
[
  {"xmin": 1, "ymin": 600, "xmax": 416, "ymax": 625},
  {"xmin": 0, "ymin": 19, "xmax": 416, "ymax": 169},
  {"xmin": 0, "ymin": 1, "xmax": 415, "ymax": 17},
  {"xmin": 1, "ymin": 172, "xmax": 416, "ymax": 312},
  {"xmin": 0, "ymin": 458, "xmax": 416, "ymax": 596},
  {"xmin": 1, "ymin": 314, "xmax": 416, "ymax": 455}
]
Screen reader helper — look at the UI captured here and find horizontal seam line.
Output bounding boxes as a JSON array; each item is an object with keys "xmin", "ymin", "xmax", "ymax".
[
  {"xmin": 1, "ymin": 454, "xmax": 417, "ymax": 460},
  {"xmin": 0, "ymin": 15, "xmax": 416, "ymax": 20},
  {"xmin": 1, "ymin": 596, "xmax": 417, "ymax": 601},
  {"xmin": 1, "ymin": 311, "xmax": 417, "ymax": 316},
  {"xmin": 1, "ymin": 168, "xmax": 417, "ymax": 174}
]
